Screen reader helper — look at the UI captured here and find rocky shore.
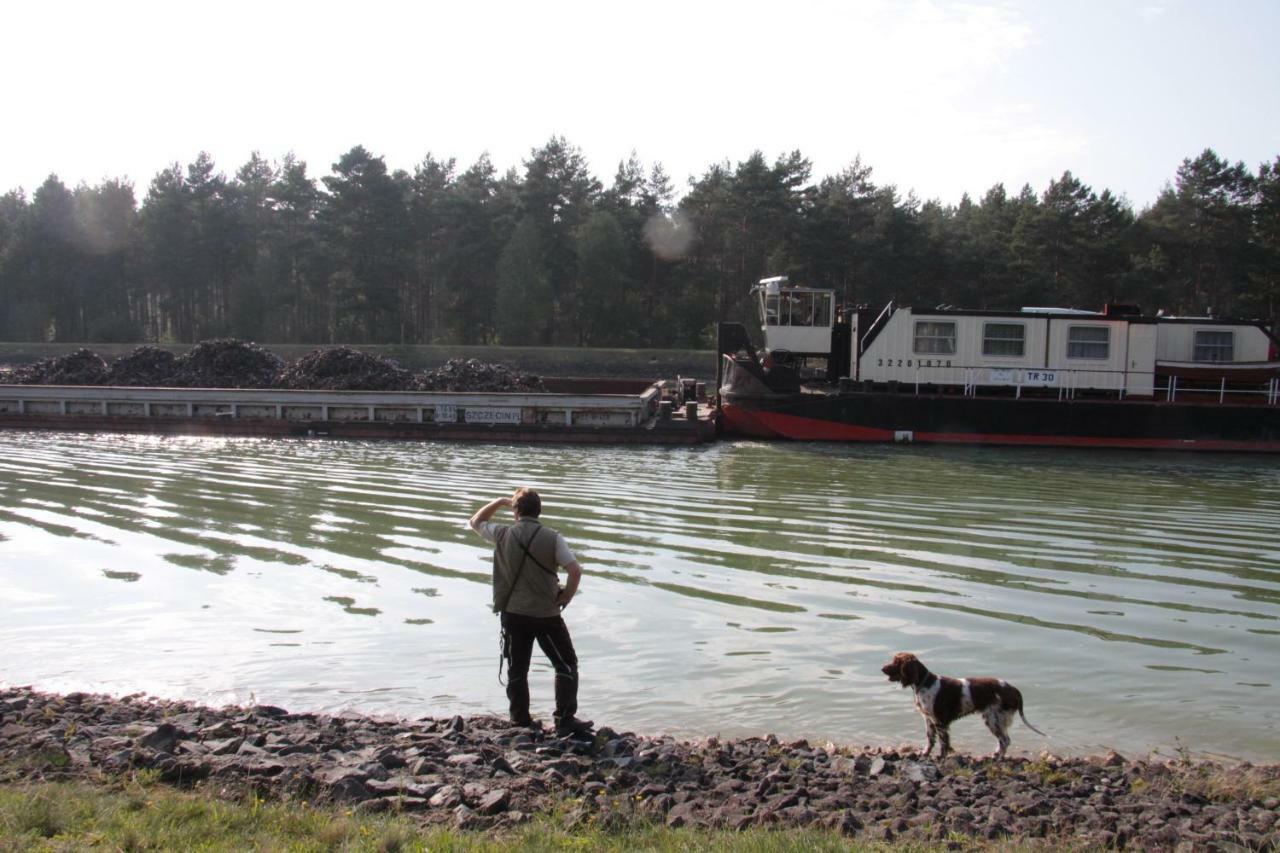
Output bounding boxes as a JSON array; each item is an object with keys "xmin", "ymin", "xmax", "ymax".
[{"xmin": 1, "ymin": 686, "xmax": 1276, "ymax": 848}]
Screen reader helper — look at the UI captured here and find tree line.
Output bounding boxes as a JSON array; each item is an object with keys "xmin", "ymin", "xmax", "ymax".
[{"xmin": 1, "ymin": 139, "xmax": 1276, "ymax": 348}]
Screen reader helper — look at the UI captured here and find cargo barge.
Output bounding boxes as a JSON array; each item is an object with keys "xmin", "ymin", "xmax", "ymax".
[
  {"xmin": 0, "ymin": 377, "xmax": 715, "ymax": 444},
  {"xmin": 718, "ymin": 277, "xmax": 1280, "ymax": 451}
]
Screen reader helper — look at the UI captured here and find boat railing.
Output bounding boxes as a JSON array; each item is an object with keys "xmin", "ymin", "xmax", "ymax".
[
  {"xmin": 859, "ymin": 301, "xmax": 894, "ymax": 356},
  {"xmin": 886, "ymin": 365, "xmax": 1280, "ymax": 406}
]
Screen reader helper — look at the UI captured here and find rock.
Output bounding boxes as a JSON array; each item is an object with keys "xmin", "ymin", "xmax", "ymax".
[
  {"xmin": 353, "ymin": 795, "xmax": 426, "ymax": 815},
  {"xmin": 429, "ymin": 785, "xmax": 464, "ymax": 809},
  {"xmin": 0, "ymin": 686, "xmax": 1274, "ymax": 850},
  {"xmin": 205, "ymin": 737, "xmax": 242, "ymax": 756},
  {"xmin": 903, "ymin": 760, "xmax": 939, "ymax": 783},
  {"xmin": 315, "ymin": 768, "xmax": 372, "ymax": 802},
  {"xmin": 478, "ymin": 788, "xmax": 510, "ymax": 815},
  {"xmin": 137, "ymin": 723, "xmax": 183, "ymax": 753},
  {"xmin": 251, "ymin": 705, "xmax": 289, "ymax": 719},
  {"xmin": 666, "ymin": 801, "xmax": 698, "ymax": 827},
  {"xmin": 197, "ymin": 721, "xmax": 238, "ymax": 739},
  {"xmin": 453, "ymin": 803, "xmax": 483, "ymax": 829}
]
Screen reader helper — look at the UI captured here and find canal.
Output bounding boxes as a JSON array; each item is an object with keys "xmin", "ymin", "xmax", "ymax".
[{"xmin": 1, "ymin": 431, "xmax": 1277, "ymax": 760}]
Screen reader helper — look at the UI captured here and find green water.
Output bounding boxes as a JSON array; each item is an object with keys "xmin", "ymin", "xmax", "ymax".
[{"xmin": 1, "ymin": 430, "xmax": 1277, "ymax": 760}]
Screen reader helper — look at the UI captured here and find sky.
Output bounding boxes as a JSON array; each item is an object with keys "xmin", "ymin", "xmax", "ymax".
[{"xmin": 3, "ymin": 0, "xmax": 1278, "ymax": 211}]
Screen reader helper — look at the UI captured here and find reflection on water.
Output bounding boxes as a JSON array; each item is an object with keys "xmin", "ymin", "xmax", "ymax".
[{"xmin": 1, "ymin": 430, "xmax": 1278, "ymax": 760}]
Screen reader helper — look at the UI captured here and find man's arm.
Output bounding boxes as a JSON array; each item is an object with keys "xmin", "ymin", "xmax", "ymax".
[
  {"xmin": 557, "ymin": 561, "xmax": 582, "ymax": 610},
  {"xmin": 469, "ymin": 496, "xmax": 512, "ymax": 533}
]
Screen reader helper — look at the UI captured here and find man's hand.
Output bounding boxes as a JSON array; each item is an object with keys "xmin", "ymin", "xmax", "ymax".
[
  {"xmin": 469, "ymin": 495, "xmax": 514, "ymax": 531},
  {"xmin": 557, "ymin": 561, "xmax": 582, "ymax": 611}
]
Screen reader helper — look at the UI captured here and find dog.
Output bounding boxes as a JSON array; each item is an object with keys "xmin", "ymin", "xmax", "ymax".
[{"xmin": 881, "ymin": 652, "xmax": 1045, "ymax": 759}]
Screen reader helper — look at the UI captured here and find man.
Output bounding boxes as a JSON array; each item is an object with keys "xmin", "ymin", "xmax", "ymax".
[{"xmin": 469, "ymin": 488, "xmax": 593, "ymax": 736}]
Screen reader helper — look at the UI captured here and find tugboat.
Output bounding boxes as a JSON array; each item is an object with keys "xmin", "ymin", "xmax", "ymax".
[{"xmin": 717, "ymin": 276, "xmax": 1280, "ymax": 451}]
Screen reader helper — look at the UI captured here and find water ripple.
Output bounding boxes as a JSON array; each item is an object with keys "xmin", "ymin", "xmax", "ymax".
[{"xmin": 1, "ymin": 430, "xmax": 1278, "ymax": 759}]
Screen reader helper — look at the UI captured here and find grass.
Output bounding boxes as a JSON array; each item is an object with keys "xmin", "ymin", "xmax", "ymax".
[{"xmin": 0, "ymin": 772, "xmax": 1016, "ymax": 853}]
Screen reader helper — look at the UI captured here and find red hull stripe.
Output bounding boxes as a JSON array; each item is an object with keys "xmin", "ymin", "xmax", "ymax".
[{"xmin": 722, "ymin": 405, "xmax": 1280, "ymax": 452}]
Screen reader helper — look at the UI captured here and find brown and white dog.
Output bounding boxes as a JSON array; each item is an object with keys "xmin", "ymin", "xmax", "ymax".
[{"xmin": 881, "ymin": 652, "xmax": 1045, "ymax": 759}]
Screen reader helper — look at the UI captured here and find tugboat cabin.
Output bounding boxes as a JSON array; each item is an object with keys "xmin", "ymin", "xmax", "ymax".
[{"xmin": 741, "ymin": 277, "xmax": 1279, "ymax": 403}]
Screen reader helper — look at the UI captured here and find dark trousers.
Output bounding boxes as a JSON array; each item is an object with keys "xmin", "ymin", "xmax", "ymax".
[{"xmin": 501, "ymin": 611, "xmax": 578, "ymax": 723}]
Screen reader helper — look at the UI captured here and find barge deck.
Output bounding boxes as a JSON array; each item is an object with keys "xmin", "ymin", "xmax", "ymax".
[{"xmin": 0, "ymin": 378, "xmax": 715, "ymax": 445}]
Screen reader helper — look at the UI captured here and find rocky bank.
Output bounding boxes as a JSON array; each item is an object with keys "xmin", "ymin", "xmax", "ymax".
[{"xmin": 1, "ymin": 687, "xmax": 1276, "ymax": 848}]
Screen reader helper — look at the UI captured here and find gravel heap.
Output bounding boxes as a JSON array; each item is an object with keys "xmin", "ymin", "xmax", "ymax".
[
  {"xmin": 1, "ymin": 687, "xmax": 1276, "ymax": 846},
  {"xmin": 8, "ymin": 349, "xmax": 110, "ymax": 385},
  {"xmin": 104, "ymin": 347, "xmax": 181, "ymax": 387},
  {"xmin": 1, "ymin": 345, "xmax": 547, "ymax": 393},
  {"xmin": 418, "ymin": 358, "xmax": 545, "ymax": 393},
  {"xmin": 277, "ymin": 348, "xmax": 417, "ymax": 391},
  {"xmin": 167, "ymin": 339, "xmax": 284, "ymax": 389}
]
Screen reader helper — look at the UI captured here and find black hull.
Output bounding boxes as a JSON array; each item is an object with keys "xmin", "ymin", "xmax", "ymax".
[{"xmin": 720, "ymin": 389, "xmax": 1280, "ymax": 451}]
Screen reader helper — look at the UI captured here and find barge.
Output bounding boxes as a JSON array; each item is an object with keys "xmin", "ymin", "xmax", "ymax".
[
  {"xmin": 0, "ymin": 377, "xmax": 715, "ymax": 444},
  {"xmin": 718, "ymin": 277, "xmax": 1280, "ymax": 451}
]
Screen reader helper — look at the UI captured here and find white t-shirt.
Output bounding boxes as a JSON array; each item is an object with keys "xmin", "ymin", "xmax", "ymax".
[{"xmin": 470, "ymin": 519, "xmax": 577, "ymax": 568}]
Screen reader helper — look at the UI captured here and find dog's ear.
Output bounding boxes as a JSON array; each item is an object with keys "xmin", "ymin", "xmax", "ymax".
[
  {"xmin": 890, "ymin": 652, "xmax": 923, "ymax": 686},
  {"xmin": 883, "ymin": 652, "xmax": 913, "ymax": 681},
  {"xmin": 902, "ymin": 657, "xmax": 922, "ymax": 686}
]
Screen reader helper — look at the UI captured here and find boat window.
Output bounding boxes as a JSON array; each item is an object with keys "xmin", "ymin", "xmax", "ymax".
[
  {"xmin": 983, "ymin": 323, "xmax": 1025, "ymax": 357},
  {"xmin": 1193, "ymin": 330, "xmax": 1234, "ymax": 362},
  {"xmin": 914, "ymin": 321, "xmax": 956, "ymax": 354},
  {"xmin": 1067, "ymin": 325, "xmax": 1110, "ymax": 359},
  {"xmin": 761, "ymin": 288, "xmax": 834, "ymax": 328},
  {"xmin": 764, "ymin": 292, "xmax": 780, "ymax": 326},
  {"xmin": 813, "ymin": 293, "xmax": 832, "ymax": 327}
]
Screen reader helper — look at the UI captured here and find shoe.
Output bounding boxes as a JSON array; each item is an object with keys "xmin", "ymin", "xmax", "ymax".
[
  {"xmin": 510, "ymin": 715, "xmax": 542, "ymax": 730},
  {"xmin": 554, "ymin": 716, "xmax": 594, "ymax": 737}
]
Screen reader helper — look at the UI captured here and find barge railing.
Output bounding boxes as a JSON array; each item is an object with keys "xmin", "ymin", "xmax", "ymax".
[
  {"xmin": 878, "ymin": 365, "xmax": 1280, "ymax": 405},
  {"xmin": 0, "ymin": 384, "xmax": 665, "ymax": 427}
]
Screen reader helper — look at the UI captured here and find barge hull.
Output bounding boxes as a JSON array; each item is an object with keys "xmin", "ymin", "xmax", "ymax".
[
  {"xmin": 720, "ymin": 392, "xmax": 1280, "ymax": 452},
  {"xmin": 0, "ymin": 413, "xmax": 711, "ymax": 444}
]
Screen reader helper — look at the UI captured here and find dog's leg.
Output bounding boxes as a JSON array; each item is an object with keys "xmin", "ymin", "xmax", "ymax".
[
  {"xmin": 923, "ymin": 720, "xmax": 936, "ymax": 757},
  {"xmin": 937, "ymin": 725, "xmax": 952, "ymax": 759},
  {"xmin": 983, "ymin": 708, "xmax": 1013, "ymax": 760}
]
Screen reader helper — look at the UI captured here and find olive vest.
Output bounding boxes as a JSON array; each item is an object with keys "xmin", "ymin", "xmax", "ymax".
[{"xmin": 492, "ymin": 518, "xmax": 561, "ymax": 618}]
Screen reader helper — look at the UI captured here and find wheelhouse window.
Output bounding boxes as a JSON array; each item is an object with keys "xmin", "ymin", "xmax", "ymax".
[
  {"xmin": 1067, "ymin": 325, "xmax": 1110, "ymax": 359},
  {"xmin": 764, "ymin": 290, "xmax": 832, "ymax": 327},
  {"xmin": 983, "ymin": 322, "xmax": 1025, "ymax": 357},
  {"xmin": 914, "ymin": 321, "xmax": 956, "ymax": 355},
  {"xmin": 1193, "ymin": 330, "xmax": 1234, "ymax": 362}
]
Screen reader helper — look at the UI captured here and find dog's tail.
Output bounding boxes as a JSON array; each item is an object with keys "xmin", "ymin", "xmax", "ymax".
[{"xmin": 1019, "ymin": 708, "xmax": 1047, "ymax": 737}]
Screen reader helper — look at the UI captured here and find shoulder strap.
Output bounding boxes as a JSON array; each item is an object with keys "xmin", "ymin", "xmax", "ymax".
[
  {"xmin": 516, "ymin": 526, "xmax": 558, "ymax": 577},
  {"xmin": 494, "ymin": 526, "xmax": 543, "ymax": 614}
]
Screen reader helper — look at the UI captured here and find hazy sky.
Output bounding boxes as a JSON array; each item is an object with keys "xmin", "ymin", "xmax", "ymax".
[{"xmin": 4, "ymin": 0, "xmax": 1277, "ymax": 210}]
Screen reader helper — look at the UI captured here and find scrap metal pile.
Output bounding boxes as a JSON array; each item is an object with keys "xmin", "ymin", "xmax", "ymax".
[{"xmin": 1, "ymin": 341, "xmax": 545, "ymax": 393}]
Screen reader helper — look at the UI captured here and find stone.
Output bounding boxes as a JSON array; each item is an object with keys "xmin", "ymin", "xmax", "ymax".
[
  {"xmin": 137, "ymin": 723, "xmax": 182, "ymax": 753},
  {"xmin": 478, "ymin": 788, "xmax": 510, "ymax": 815},
  {"xmin": 429, "ymin": 785, "xmax": 464, "ymax": 809},
  {"xmin": 666, "ymin": 801, "xmax": 698, "ymax": 827}
]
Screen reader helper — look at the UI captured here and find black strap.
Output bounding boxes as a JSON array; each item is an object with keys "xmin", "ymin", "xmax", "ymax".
[
  {"xmin": 517, "ymin": 530, "xmax": 558, "ymax": 577},
  {"xmin": 494, "ymin": 526, "xmax": 543, "ymax": 615}
]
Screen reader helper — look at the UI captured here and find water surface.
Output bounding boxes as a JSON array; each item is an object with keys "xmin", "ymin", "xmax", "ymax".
[{"xmin": 1, "ymin": 430, "xmax": 1277, "ymax": 760}]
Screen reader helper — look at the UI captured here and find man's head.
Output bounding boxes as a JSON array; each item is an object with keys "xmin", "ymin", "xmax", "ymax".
[{"xmin": 513, "ymin": 488, "xmax": 541, "ymax": 519}]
